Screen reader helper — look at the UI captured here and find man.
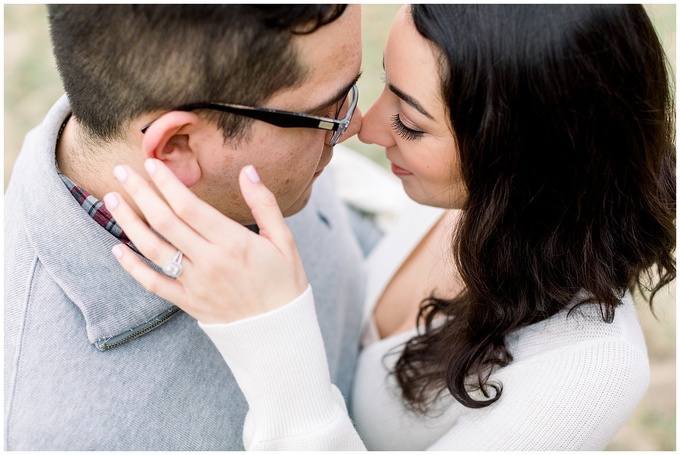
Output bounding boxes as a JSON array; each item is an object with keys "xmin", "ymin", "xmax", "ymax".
[{"xmin": 5, "ymin": 5, "xmax": 374, "ymax": 450}]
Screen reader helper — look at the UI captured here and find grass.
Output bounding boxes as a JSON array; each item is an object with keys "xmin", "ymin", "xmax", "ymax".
[{"xmin": 4, "ymin": 4, "xmax": 676, "ymax": 450}]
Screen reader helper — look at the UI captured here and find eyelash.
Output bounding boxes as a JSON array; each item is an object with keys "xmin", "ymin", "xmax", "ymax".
[
  {"xmin": 391, "ymin": 114, "xmax": 424, "ymax": 141},
  {"xmin": 320, "ymin": 100, "xmax": 342, "ymax": 118}
]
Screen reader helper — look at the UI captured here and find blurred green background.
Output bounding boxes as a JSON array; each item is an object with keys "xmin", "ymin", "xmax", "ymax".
[{"xmin": 4, "ymin": 4, "xmax": 676, "ymax": 450}]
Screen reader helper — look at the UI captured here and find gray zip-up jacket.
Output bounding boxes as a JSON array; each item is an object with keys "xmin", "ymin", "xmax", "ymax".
[{"xmin": 4, "ymin": 96, "xmax": 373, "ymax": 450}]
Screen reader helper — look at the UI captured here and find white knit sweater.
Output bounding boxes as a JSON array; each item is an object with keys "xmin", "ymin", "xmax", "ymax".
[{"xmin": 200, "ymin": 201, "xmax": 650, "ymax": 450}]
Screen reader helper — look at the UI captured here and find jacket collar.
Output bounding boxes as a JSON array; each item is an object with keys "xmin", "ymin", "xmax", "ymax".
[{"xmin": 15, "ymin": 95, "xmax": 176, "ymax": 348}]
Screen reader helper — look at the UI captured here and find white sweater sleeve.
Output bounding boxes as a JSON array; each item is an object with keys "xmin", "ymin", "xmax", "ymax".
[{"xmin": 198, "ymin": 285, "xmax": 367, "ymax": 451}]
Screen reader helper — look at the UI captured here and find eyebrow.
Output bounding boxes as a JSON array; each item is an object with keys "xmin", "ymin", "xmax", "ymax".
[
  {"xmin": 382, "ymin": 54, "xmax": 434, "ymax": 121},
  {"xmin": 388, "ymin": 83, "xmax": 434, "ymax": 120},
  {"xmin": 305, "ymin": 70, "xmax": 363, "ymax": 115}
]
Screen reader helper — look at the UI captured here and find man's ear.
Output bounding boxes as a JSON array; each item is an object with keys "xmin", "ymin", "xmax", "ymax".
[{"xmin": 140, "ymin": 111, "xmax": 202, "ymax": 187}]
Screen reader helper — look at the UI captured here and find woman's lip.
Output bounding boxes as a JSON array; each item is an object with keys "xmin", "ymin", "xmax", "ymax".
[{"xmin": 391, "ymin": 162, "xmax": 412, "ymax": 176}]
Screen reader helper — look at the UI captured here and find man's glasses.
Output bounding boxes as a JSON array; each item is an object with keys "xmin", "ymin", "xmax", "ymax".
[{"xmin": 141, "ymin": 84, "xmax": 358, "ymax": 147}]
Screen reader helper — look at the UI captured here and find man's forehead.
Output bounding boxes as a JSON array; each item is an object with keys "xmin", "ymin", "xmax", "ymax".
[
  {"xmin": 301, "ymin": 72, "xmax": 362, "ymax": 115},
  {"xmin": 278, "ymin": 5, "xmax": 362, "ymax": 112}
]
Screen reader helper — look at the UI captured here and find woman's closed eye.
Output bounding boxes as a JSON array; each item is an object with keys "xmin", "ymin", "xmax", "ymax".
[{"xmin": 391, "ymin": 114, "xmax": 424, "ymax": 141}]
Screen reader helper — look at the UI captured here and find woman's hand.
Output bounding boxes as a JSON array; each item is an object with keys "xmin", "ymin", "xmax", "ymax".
[{"xmin": 103, "ymin": 158, "xmax": 309, "ymax": 324}]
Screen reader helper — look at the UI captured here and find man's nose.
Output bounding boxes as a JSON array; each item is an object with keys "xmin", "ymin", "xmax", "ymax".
[{"xmin": 338, "ymin": 107, "xmax": 363, "ymax": 144}]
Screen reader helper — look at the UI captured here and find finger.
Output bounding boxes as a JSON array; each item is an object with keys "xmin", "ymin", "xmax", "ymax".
[
  {"xmin": 239, "ymin": 165, "xmax": 295, "ymax": 252},
  {"xmin": 104, "ymin": 191, "xmax": 183, "ymax": 268},
  {"xmin": 142, "ymin": 159, "xmax": 246, "ymax": 243},
  {"xmin": 111, "ymin": 243, "xmax": 186, "ymax": 304},
  {"xmin": 113, "ymin": 164, "xmax": 208, "ymax": 257}
]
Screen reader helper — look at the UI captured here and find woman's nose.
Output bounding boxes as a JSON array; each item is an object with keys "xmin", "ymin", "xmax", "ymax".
[{"xmin": 358, "ymin": 98, "xmax": 393, "ymax": 147}]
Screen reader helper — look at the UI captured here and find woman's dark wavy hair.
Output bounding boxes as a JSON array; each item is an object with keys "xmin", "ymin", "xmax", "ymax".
[{"xmin": 394, "ymin": 4, "xmax": 676, "ymax": 412}]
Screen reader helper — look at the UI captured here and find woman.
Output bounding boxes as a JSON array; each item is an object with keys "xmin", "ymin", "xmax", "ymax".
[{"xmin": 104, "ymin": 5, "xmax": 675, "ymax": 450}]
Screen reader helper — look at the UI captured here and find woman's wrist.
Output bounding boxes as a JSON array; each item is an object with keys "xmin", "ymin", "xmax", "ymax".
[{"xmin": 199, "ymin": 284, "xmax": 341, "ymax": 436}]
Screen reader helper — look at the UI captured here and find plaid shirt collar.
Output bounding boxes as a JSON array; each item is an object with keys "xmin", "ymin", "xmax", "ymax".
[{"xmin": 58, "ymin": 171, "xmax": 138, "ymax": 252}]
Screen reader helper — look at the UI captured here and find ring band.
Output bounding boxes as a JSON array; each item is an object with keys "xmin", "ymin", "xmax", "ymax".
[{"xmin": 163, "ymin": 250, "xmax": 184, "ymax": 278}]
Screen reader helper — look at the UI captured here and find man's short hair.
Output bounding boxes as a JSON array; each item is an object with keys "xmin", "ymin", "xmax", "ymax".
[{"xmin": 48, "ymin": 5, "xmax": 346, "ymax": 142}]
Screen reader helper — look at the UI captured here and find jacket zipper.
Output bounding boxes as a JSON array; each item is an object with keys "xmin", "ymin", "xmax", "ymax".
[{"xmin": 95, "ymin": 306, "xmax": 181, "ymax": 351}]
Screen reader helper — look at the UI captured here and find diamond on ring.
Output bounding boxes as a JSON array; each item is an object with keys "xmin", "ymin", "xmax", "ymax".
[{"xmin": 163, "ymin": 250, "xmax": 183, "ymax": 278}]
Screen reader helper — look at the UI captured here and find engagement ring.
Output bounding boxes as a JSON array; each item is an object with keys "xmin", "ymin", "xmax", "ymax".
[{"xmin": 163, "ymin": 250, "xmax": 184, "ymax": 278}]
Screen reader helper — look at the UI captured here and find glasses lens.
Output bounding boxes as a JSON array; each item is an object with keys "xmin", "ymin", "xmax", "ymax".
[
  {"xmin": 336, "ymin": 86, "xmax": 357, "ymax": 119},
  {"xmin": 335, "ymin": 94, "xmax": 348, "ymax": 119},
  {"xmin": 329, "ymin": 86, "xmax": 358, "ymax": 146}
]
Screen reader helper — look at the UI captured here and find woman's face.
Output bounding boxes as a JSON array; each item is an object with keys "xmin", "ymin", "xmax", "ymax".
[{"xmin": 358, "ymin": 5, "xmax": 466, "ymax": 209}]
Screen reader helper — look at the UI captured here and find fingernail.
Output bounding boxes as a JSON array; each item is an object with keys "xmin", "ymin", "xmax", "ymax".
[
  {"xmin": 103, "ymin": 193, "xmax": 119, "ymax": 210},
  {"xmin": 113, "ymin": 165, "xmax": 128, "ymax": 183},
  {"xmin": 112, "ymin": 244, "xmax": 124, "ymax": 259},
  {"xmin": 144, "ymin": 158, "xmax": 157, "ymax": 175},
  {"xmin": 245, "ymin": 165, "xmax": 260, "ymax": 183}
]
